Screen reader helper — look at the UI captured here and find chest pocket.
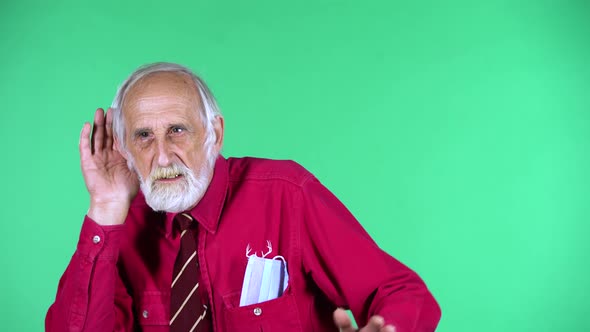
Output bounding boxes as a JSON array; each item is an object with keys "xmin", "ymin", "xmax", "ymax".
[
  {"xmin": 221, "ymin": 286, "xmax": 302, "ymax": 332},
  {"xmin": 135, "ymin": 291, "xmax": 169, "ymax": 331}
]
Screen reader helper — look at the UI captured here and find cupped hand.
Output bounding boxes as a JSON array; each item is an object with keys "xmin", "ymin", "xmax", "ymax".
[
  {"xmin": 79, "ymin": 108, "xmax": 139, "ymax": 225},
  {"xmin": 333, "ymin": 308, "xmax": 396, "ymax": 332}
]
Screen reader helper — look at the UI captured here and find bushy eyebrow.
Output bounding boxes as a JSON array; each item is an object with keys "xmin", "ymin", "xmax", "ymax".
[
  {"xmin": 132, "ymin": 124, "xmax": 193, "ymax": 137},
  {"xmin": 133, "ymin": 128, "xmax": 152, "ymax": 136},
  {"xmin": 168, "ymin": 123, "xmax": 193, "ymax": 132}
]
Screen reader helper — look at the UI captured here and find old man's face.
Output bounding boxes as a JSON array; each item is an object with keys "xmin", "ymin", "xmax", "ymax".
[{"xmin": 120, "ymin": 72, "xmax": 222, "ymax": 212}]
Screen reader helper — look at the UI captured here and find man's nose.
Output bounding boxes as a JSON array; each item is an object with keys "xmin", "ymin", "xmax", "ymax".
[{"xmin": 156, "ymin": 139, "xmax": 173, "ymax": 167}]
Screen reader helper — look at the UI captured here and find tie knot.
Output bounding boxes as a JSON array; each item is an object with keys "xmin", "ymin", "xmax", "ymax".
[{"xmin": 176, "ymin": 213, "xmax": 194, "ymax": 231}]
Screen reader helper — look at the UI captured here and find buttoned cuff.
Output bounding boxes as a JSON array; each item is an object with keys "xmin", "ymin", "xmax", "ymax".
[{"xmin": 77, "ymin": 216, "xmax": 126, "ymax": 261}]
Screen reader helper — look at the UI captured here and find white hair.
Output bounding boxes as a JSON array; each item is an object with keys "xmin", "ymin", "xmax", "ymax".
[
  {"xmin": 128, "ymin": 157, "xmax": 214, "ymax": 213},
  {"xmin": 111, "ymin": 62, "xmax": 222, "ymax": 159},
  {"xmin": 111, "ymin": 62, "xmax": 221, "ymax": 212}
]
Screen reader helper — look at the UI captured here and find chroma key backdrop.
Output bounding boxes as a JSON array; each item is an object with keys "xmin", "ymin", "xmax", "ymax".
[{"xmin": 1, "ymin": 1, "xmax": 589, "ymax": 331}]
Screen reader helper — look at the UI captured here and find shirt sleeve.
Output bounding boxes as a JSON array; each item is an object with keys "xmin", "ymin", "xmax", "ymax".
[
  {"xmin": 300, "ymin": 177, "xmax": 441, "ymax": 332},
  {"xmin": 45, "ymin": 216, "xmax": 134, "ymax": 332}
]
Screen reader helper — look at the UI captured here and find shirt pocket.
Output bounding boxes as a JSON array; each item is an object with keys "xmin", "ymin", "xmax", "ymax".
[
  {"xmin": 221, "ymin": 286, "xmax": 302, "ymax": 332},
  {"xmin": 135, "ymin": 290, "xmax": 169, "ymax": 331}
]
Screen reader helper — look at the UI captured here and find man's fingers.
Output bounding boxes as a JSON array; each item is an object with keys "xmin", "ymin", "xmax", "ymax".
[
  {"xmin": 79, "ymin": 122, "xmax": 92, "ymax": 162},
  {"xmin": 105, "ymin": 108, "xmax": 114, "ymax": 150},
  {"xmin": 91, "ymin": 108, "xmax": 105, "ymax": 153},
  {"xmin": 333, "ymin": 308, "xmax": 356, "ymax": 332},
  {"xmin": 333, "ymin": 310, "xmax": 395, "ymax": 332},
  {"xmin": 359, "ymin": 315, "xmax": 385, "ymax": 332},
  {"xmin": 380, "ymin": 325, "xmax": 396, "ymax": 332}
]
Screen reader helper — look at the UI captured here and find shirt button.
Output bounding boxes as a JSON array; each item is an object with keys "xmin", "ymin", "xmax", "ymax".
[
  {"xmin": 253, "ymin": 307, "xmax": 262, "ymax": 316},
  {"xmin": 92, "ymin": 235, "xmax": 101, "ymax": 244},
  {"xmin": 142, "ymin": 310, "xmax": 149, "ymax": 319}
]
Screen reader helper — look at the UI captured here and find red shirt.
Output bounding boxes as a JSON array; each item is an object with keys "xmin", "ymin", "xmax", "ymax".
[{"xmin": 46, "ymin": 156, "xmax": 441, "ymax": 332}]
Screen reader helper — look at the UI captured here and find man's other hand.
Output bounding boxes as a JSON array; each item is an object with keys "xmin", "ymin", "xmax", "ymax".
[
  {"xmin": 80, "ymin": 108, "xmax": 139, "ymax": 225},
  {"xmin": 333, "ymin": 308, "xmax": 396, "ymax": 332}
]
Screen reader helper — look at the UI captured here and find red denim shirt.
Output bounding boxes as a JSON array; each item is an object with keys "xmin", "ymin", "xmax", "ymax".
[{"xmin": 46, "ymin": 156, "xmax": 440, "ymax": 332}]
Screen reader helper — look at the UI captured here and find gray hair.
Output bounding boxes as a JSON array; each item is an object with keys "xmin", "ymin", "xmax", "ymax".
[{"xmin": 110, "ymin": 62, "xmax": 222, "ymax": 153}]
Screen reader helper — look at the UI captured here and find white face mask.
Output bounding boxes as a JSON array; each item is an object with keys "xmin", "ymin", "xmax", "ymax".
[{"xmin": 239, "ymin": 255, "xmax": 289, "ymax": 307}]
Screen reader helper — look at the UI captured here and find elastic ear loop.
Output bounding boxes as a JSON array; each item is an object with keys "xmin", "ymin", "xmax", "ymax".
[
  {"xmin": 272, "ymin": 255, "xmax": 289, "ymax": 293},
  {"xmin": 273, "ymin": 255, "xmax": 287, "ymax": 268}
]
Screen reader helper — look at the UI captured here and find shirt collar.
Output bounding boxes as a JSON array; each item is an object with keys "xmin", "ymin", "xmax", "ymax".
[{"xmin": 163, "ymin": 154, "xmax": 228, "ymax": 236}]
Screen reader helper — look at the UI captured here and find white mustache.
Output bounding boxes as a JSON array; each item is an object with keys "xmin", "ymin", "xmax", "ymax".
[{"xmin": 150, "ymin": 164, "xmax": 187, "ymax": 181}]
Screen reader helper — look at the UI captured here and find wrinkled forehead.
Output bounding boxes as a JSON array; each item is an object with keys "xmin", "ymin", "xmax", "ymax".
[{"xmin": 122, "ymin": 71, "xmax": 202, "ymax": 120}]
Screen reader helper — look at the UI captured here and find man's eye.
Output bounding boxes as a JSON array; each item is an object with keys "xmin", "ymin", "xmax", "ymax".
[
  {"xmin": 136, "ymin": 131, "xmax": 150, "ymax": 140},
  {"xmin": 171, "ymin": 127, "xmax": 184, "ymax": 134}
]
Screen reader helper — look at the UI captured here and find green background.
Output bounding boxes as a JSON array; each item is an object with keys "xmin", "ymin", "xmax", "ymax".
[{"xmin": 1, "ymin": 0, "xmax": 589, "ymax": 331}]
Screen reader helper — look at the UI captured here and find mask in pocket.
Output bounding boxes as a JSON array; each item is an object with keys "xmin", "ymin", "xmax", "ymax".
[{"xmin": 239, "ymin": 254, "xmax": 289, "ymax": 307}]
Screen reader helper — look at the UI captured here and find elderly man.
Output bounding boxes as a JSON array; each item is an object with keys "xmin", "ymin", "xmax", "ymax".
[{"xmin": 46, "ymin": 63, "xmax": 441, "ymax": 332}]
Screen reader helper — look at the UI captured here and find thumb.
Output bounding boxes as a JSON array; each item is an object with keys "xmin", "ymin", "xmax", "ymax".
[{"xmin": 333, "ymin": 308, "xmax": 356, "ymax": 332}]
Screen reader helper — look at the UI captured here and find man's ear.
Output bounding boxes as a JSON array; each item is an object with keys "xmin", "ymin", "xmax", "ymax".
[
  {"xmin": 213, "ymin": 115, "xmax": 225, "ymax": 153},
  {"xmin": 114, "ymin": 136, "xmax": 129, "ymax": 161}
]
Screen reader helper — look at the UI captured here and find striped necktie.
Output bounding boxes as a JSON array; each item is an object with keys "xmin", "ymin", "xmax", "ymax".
[{"xmin": 170, "ymin": 213, "xmax": 211, "ymax": 332}]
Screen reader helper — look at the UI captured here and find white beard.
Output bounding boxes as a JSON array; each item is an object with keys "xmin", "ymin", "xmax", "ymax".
[{"xmin": 128, "ymin": 153, "xmax": 217, "ymax": 213}]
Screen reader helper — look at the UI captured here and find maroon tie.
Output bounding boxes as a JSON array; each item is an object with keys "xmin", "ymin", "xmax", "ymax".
[{"xmin": 170, "ymin": 213, "xmax": 211, "ymax": 332}]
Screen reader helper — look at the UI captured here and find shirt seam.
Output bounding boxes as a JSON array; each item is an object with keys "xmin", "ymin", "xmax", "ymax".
[{"xmin": 228, "ymin": 172, "xmax": 315, "ymax": 188}]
